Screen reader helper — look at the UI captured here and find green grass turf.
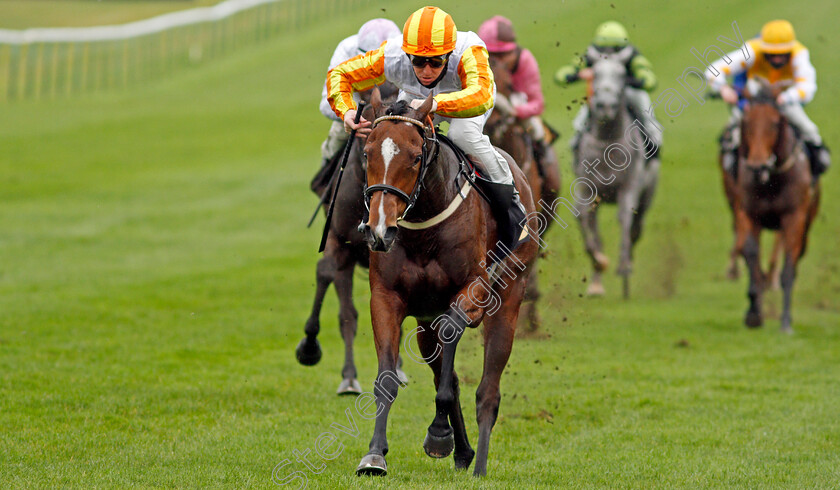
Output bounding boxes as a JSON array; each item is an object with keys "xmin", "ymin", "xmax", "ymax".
[{"xmin": 1, "ymin": 0, "xmax": 839, "ymax": 487}]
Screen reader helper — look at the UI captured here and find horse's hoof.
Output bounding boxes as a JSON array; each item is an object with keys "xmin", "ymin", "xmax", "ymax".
[
  {"xmin": 586, "ymin": 282, "xmax": 605, "ymax": 296},
  {"xmin": 336, "ymin": 378, "xmax": 362, "ymax": 396},
  {"xmin": 423, "ymin": 430, "xmax": 454, "ymax": 458},
  {"xmin": 395, "ymin": 368, "xmax": 409, "ymax": 385},
  {"xmin": 744, "ymin": 311, "xmax": 763, "ymax": 328},
  {"xmin": 594, "ymin": 252, "xmax": 610, "ymax": 272},
  {"xmin": 356, "ymin": 453, "xmax": 387, "ymax": 476},
  {"xmin": 780, "ymin": 319, "xmax": 794, "ymax": 335},
  {"xmin": 454, "ymin": 448, "xmax": 475, "ymax": 470},
  {"xmin": 726, "ymin": 263, "xmax": 740, "ymax": 281},
  {"xmin": 295, "ymin": 338, "xmax": 322, "ymax": 366}
]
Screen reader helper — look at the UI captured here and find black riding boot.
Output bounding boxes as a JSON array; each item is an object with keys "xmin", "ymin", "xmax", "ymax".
[
  {"xmin": 482, "ymin": 181, "xmax": 528, "ymax": 262},
  {"xmin": 805, "ymin": 142, "xmax": 830, "ymax": 182}
]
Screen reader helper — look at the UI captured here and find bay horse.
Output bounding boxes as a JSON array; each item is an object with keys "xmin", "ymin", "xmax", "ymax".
[
  {"xmin": 732, "ymin": 85, "xmax": 820, "ymax": 332},
  {"xmin": 485, "ymin": 55, "xmax": 560, "ymax": 331},
  {"xmin": 355, "ymin": 89, "xmax": 539, "ymax": 477},
  {"xmin": 719, "ymin": 109, "xmax": 784, "ymax": 288},
  {"xmin": 296, "ymin": 84, "xmax": 408, "ymax": 395},
  {"xmin": 573, "ymin": 57, "xmax": 659, "ymax": 298}
]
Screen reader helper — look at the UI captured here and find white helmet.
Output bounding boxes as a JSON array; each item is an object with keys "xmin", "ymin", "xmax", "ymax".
[{"xmin": 357, "ymin": 18, "xmax": 401, "ymax": 53}]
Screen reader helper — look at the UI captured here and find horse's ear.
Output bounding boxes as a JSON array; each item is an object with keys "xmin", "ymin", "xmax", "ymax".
[
  {"xmin": 361, "ymin": 100, "xmax": 376, "ymax": 122},
  {"xmin": 370, "ymin": 85, "xmax": 383, "ymax": 118},
  {"xmin": 414, "ymin": 93, "xmax": 435, "ymax": 121}
]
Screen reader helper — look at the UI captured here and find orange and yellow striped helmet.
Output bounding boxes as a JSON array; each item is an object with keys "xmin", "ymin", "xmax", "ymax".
[
  {"xmin": 760, "ymin": 20, "xmax": 796, "ymax": 54},
  {"xmin": 402, "ymin": 6, "xmax": 457, "ymax": 57}
]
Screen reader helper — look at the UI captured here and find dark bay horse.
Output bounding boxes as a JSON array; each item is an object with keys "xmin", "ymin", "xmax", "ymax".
[
  {"xmin": 485, "ymin": 55, "xmax": 560, "ymax": 331},
  {"xmin": 296, "ymin": 85, "xmax": 408, "ymax": 395},
  {"xmin": 732, "ymin": 88, "xmax": 820, "ymax": 332},
  {"xmin": 573, "ymin": 57, "xmax": 659, "ymax": 298},
  {"xmin": 355, "ymin": 89, "xmax": 539, "ymax": 477}
]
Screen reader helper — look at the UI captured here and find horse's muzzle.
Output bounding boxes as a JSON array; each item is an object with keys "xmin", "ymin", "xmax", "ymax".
[{"xmin": 364, "ymin": 224, "xmax": 398, "ymax": 252}]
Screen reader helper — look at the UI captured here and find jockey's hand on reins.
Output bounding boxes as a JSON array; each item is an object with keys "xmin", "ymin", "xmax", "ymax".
[{"xmin": 344, "ymin": 109, "xmax": 372, "ymax": 137}]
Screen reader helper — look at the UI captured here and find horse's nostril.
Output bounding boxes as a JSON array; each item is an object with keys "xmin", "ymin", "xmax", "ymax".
[{"xmin": 383, "ymin": 226, "xmax": 398, "ymax": 245}]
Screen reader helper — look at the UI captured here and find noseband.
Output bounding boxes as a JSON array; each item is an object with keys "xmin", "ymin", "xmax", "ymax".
[{"xmin": 363, "ymin": 114, "xmax": 438, "ymax": 222}]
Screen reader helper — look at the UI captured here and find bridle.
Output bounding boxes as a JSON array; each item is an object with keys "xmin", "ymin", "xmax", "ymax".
[
  {"xmin": 363, "ymin": 114, "xmax": 439, "ymax": 222},
  {"xmin": 741, "ymin": 102, "xmax": 801, "ymax": 182}
]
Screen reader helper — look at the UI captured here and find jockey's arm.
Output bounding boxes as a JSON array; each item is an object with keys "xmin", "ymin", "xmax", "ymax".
[
  {"xmin": 320, "ymin": 35, "xmax": 360, "ymax": 121},
  {"xmin": 510, "ymin": 49, "xmax": 545, "ymax": 119},
  {"xmin": 629, "ymin": 53, "xmax": 657, "ymax": 92},
  {"xmin": 779, "ymin": 48, "xmax": 816, "ymax": 105},
  {"xmin": 553, "ymin": 53, "xmax": 588, "ymax": 86},
  {"xmin": 326, "ymin": 45, "xmax": 387, "ymax": 125},
  {"xmin": 433, "ymin": 45, "xmax": 495, "ymax": 118},
  {"xmin": 704, "ymin": 43, "xmax": 754, "ymax": 99}
]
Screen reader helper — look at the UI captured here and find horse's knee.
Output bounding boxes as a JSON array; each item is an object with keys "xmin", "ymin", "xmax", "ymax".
[
  {"xmin": 475, "ymin": 387, "xmax": 501, "ymax": 425},
  {"xmin": 316, "ymin": 257, "xmax": 336, "ymax": 284},
  {"xmin": 742, "ymin": 237, "xmax": 759, "ymax": 261}
]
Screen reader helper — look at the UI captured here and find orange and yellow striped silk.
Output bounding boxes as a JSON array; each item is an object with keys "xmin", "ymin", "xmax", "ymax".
[
  {"xmin": 326, "ymin": 46, "xmax": 387, "ymax": 120},
  {"xmin": 402, "ymin": 6, "xmax": 457, "ymax": 56},
  {"xmin": 436, "ymin": 45, "xmax": 494, "ymax": 118},
  {"xmin": 746, "ymin": 38, "xmax": 804, "ymax": 85}
]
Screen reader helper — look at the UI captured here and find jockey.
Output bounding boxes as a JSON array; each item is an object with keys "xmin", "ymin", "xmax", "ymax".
[
  {"xmin": 477, "ymin": 15, "xmax": 552, "ymax": 170},
  {"xmin": 705, "ymin": 20, "xmax": 830, "ymax": 180},
  {"xmin": 318, "ymin": 18, "xmax": 401, "ymax": 166},
  {"xmin": 554, "ymin": 21, "xmax": 662, "ymax": 157},
  {"xmin": 327, "ymin": 6, "xmax": 527, "ymax": 255}
]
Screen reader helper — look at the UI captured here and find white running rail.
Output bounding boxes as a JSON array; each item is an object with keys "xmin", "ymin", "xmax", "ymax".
[
  {"xmin": 0, "ymin": 0, "xmax": 372, "ymax": 102},
  {"xmin": 0, "ymin": 0, "xmax": 278, "ymax": 45}
]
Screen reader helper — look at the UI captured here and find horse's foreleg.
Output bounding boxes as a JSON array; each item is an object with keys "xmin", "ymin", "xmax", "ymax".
[
  {"xmin": 779, "ymin": 213, "xmax": 807, "ymax": 333},
  {"xmin": 333, "ymin": 260, "xmax": 360, "ymax": 394},
  {"xmin": 517, "ymin": 268, "xmax": 541, "ymax": 332},
  {"xmin": 356, "ymin": 288, "xmax": 406, "ymax": 476},
  {"xmin": 296, "ymin": 239, "xmax": 337, "ymax": 366},
  {"xmin": 739, "ymin": 213, "xmax": 764, "ymax": 328},
  {"xmin": 616, "ymin": 188, "xmax": 639, "ymax": 299},
  {"xmin": 540, "ymin": 147, "xmax": 561, "ymax": 197},
  {"xmin": 473, "ymin": 285, "xmax": 521, "ymax": 477},
  {"xmin": 767, "ymin": 232, "xmax": 783, "ymax": 290},
  {"xmin": 416, "ymin": 323, "xmax": 474, "ymax": 469},
  {"xmin": 630, "ymin": 166, "xmax": 659, "ymax": 247},
  {"xmin": 578, "ymin": 202, "xmax": 607, "ymax": 295},
  {"xmin": 423, "ymin": 303, "xmax": 473, "ymax": 461}
]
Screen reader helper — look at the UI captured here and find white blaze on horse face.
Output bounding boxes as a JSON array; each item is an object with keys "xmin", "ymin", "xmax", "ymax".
[
  {"xmin": 376, "ymin": 137, "xmax": 401, "ymax": 238},
  {"xmin": 380, "ymin": 137, "xmax": 400, "ymax": 180}
]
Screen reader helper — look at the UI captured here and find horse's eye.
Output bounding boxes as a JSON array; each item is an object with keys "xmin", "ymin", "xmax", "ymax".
[{"xmin": 413, "ymin": 155, "xmax": 422, "ymax": 165}]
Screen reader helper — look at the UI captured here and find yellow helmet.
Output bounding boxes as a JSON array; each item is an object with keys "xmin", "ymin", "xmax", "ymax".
[
  {"xmin": 760, "ymin": 20, "xmax": 796, "ymax": 54},
  {"xmin": 402, "ymin": 6, "xmax": 457, "ymax": 57}
]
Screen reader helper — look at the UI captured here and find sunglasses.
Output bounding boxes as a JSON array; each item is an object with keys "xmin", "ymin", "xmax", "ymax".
[{"xmin": 408, "ymin": 54, "xmax": 449, "ymax": 69}]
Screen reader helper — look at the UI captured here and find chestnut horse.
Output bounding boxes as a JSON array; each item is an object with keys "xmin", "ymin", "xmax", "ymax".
[
  {"xmin": 733, "ymin": 88, "xmax": 820, "ymax": 332},
  {"xmin": 355, "ymin": 89, "xmax": 539, "ymax": 477},
  {"xmin": 485, "ymin": 55, "xmax": 560, "ymax": 331},
  {"xmin": 296, "ymin": 85, "xmax": 408, "ymax": 395}
]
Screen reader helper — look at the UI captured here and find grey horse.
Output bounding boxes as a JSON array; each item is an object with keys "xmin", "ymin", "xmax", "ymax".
[{"xmin": 572, "ymin": 57, "xmax": 660, "ymax": 298}]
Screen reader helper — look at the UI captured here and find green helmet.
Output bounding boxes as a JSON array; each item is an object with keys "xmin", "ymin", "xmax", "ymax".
[{"xmin": 593, "ymin": 21, "xmax": 629, "ymax": 48}]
